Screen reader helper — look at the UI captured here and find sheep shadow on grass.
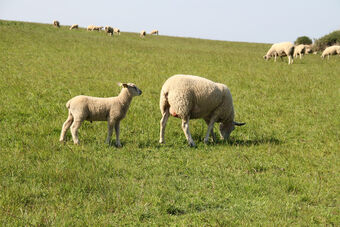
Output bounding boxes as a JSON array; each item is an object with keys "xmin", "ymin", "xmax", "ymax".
[{"xmin": 227, "ymin": 137, "xmax": 282, "ymax": 146}]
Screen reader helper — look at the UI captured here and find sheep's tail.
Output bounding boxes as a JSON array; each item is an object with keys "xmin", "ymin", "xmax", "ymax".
[
  {"xmin": 66, "ymin": 100, "xmax": 71, "ymax": 109},
  {"xmin": 159, "ymin": 89, "xmax": 169, "ymax": 113}
]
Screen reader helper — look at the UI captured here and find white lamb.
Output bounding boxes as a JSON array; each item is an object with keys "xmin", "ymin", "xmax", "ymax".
[
  {"xmin": 59, "ymin": 83, "xmax": 142, "ymax": 147},
  {"xmin": 105, "ymin": 26, "xmax": 114, "ymax": 36},
  {"xmin": 321, "ymin": 45, "xmax": 340, "ymax": 59},
  {"xmin": 53, "ymin": 20, "xmax": 60, "ymax": 27},
  {"xmin": 150, "ymin": 29, "xmax": 159, "ymax": 35},
  {"xmin": 263, "ymin": 42, "xmax": 295, "ymax": 64},
  {"xmin": 159, "ymin": 74, "xmax": 245, "ymax": 147},
  {"xmin": 69, "ymin": 24, "xmax": 78, "ymax": 30},
  {"xmin": 87, "ymin": 25, "xmax": 95, "ymax": 31},
  {"xmin": 93, "ymin": 26, "xmax": 103, "ymax": 31},
  {"xmin": 140, "ymin": 30, "xmax": 146, "ymax": 38},
  {"xmin": 114, "ymin": 28, "xmax": 120, "ymax": 35},
  {"xmin": 293, "ymin": 44, "xmax": 306, "ymax": 59}
]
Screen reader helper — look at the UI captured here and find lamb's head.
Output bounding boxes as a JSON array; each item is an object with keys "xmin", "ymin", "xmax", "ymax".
[
  {"xmin": 120, "ymin": 83, "xmax": 142, "ymax": 96},
  {"xmin": 263, "ymin": 55, "xmax": 271, "ymax": 60},
  {"xmin": 219, "ymin": 121, "xmax": 245, "ymax": 140}
]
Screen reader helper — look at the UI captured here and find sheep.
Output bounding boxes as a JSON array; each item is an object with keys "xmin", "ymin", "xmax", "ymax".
[
  {"xmin": 93, "ymin": 26, "xmax": 103, "ymax": 31},
  {"xmin": 87, "ymin": 25, "xmax": 95, "ymax": 31},
  {"xmin": 150, "ymin": 29, "xmax": 159, "ymax": 35},
  {"xmin": 114, "ymin": 28, "xmax": 120, "ymax": 35},
  {"xmin": 140, "ymin": 30, "xmax": 146, "ymax": 38},
  {"xmin": 263, "ymin": 42, "xmax": 295, "ymax": 64},
  {"xmin": 159, "ymin": 74, "xmax": 245, "ymax": 147},
  {"xmin": 69, "ymin": 24, "xmax": 78, "ymax": 30},
  {"xmin": 293, "ymin": 44, "xmax": 306, "ymax": 59},
  {"xmin": 105, "ymin": 26, "xmax": 114, "ymax": 36},
  {"xmin": 59, "ymin": 83, "xmax": 142, "ymax": 147},
  {"xmin": 321, "ymin": 45, "xmax": 340, "ymax": 60},
  {"xmin": 53, "ymin": 20, "xmax": 60, "ymax": 27}
]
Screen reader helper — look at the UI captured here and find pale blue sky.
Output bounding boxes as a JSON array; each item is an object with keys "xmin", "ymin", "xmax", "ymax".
[{"xmin": 1, "ymin": 0, "xmax": 339, "ymax": 43}]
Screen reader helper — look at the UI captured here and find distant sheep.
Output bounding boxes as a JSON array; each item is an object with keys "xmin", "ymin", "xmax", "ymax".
[
  {"xmin": 53, "ymin": 20, "xmax": 60, "ymax": 28},
  {"xmin": 114, "ymin": 28, "xmax": 120, "ymax": 35},
  {"xmin": 159, "ymin": 74, "xmax": 245, "ymax": 147},
  {"xmin": 105, "ymin": 26, "xmax": 114, "ymax": 36},
  {"xmin": 150, "ymin": 29, "xmax": 159, "ymax": 35},
  {"xmin": 93, "ymin": 26, "xmax": 103, "ymax": 31},
  {"xmin": 69, "ymin": 24, "xmax": 78, "ymax": 30},
  {"xmin": 59, "ymin": 83, "xmax": 142, "ymax": 147},
  {"xmin": 293, "ymin": 44, "xmax": 306, "ymax": 59},
  {"xmin": 321, "ymin": 45, "xmax": 340, "ymax": 59},
  {"xmin": 263, "ymin": 42, "xmax": 295, "ymax": 64},
  {"xmin": 140, "ymin": 30, "xmax": 146, "ymax": 38},
  {"xmin": 87, "ymin": 25, "xmax": 95, "ymax": 31}
]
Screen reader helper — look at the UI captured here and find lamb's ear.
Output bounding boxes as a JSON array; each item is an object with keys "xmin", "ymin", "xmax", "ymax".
[
  {"xmin": 233, "ymin": 121, "xmax": 246, "ymax": 126},
  {"xmin": 118, "ymin": 83, "xmax": 128, "ymax": 88}
]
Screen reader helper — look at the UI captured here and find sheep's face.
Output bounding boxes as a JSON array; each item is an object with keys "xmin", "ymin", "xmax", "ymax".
[
  {"xmin": 219, "ymin": 121, "xmax": 235, "ymax": 140},
  {"xmin": 263, "ymin": 55, "xmax": 271, "ymax": 60},
  {"xmin": 121, "ymin": 83, "xmax": 142, "ymax": 96},
  {"xmin": 219, "ymin": 121, "xmax": 246, "ymax": 140}
]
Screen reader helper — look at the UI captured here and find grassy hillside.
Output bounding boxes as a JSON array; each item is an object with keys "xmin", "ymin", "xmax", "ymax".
[{"xmin": 0, "ymin": 20, "xmax": 339, "ymax": 225}]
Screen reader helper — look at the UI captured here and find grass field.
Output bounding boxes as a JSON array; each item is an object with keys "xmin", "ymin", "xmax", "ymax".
[{"xmin": 0, "ymin": 20, "xmax": 339, "ymax": 225}]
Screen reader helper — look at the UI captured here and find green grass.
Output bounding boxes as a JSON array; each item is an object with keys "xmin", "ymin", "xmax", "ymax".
[{"xmin": 0, "ymin": 20, "xmax": 339, "ymax": 225}]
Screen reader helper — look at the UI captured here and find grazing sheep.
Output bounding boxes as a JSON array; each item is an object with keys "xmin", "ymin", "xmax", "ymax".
[
  {"xmin": 93, "ymin": 26, "xmax": 103, "ymax": 31},
  {"xmin": 263, "ymin": 42, "xmax": 295, "ymax": 64},
  {"xmin": 159, "ymin": 74, "xmax": 245, "ymax": 147},
  {"xmin": 140, "ymin": 30, "xmax": 146, "ymax": 38},
  {"xmin": 87, "ymin": 25, "xmax": 95, "ymax": 31},
  {"xmin": 150, "ymin": 29, "xmax": 159, "ymax": 35},
  {"xmin": 69, "ymin": 24, "xmax": 78, "ymax": 30},
  {"xmin": 53, "ymin": 20, "xmax": 60, "ymax": 27},
  {"xmin": 321, "ymin": 45, "xmax": 340, "ymax": 59},
  {"xmin": 105, "ymin": 26, "xmax": 114, "ymax": 36},
  {"xmin": 59, "ymin": 83, "xmax": 142, "ymax": 147},
  {"xmin": 114, "ymin": 28, "xmax": 120, "ymax": 35},
  {"xmin": 293, "ymin": 44, "xmax": 306, "ymax": 59}
]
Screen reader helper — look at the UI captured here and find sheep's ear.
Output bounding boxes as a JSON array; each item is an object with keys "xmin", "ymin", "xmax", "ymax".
[
  {"xmin": 121, "ymin": 83, "xmax": 128, "ymax": 88},
  {"xmin": 233, "ymin": 121, "xmax": 246, "ymax": 126}
]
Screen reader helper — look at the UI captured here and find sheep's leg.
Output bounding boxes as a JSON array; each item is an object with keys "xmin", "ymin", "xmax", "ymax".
[
  {"xmin": 106, "ymin": 121, "xmax": 114, "ymax": 145},
  {"xmin": 114, "ymin": 121, "xmax": 122, "ymax": 147},
  {"xmin": 70, "ymin": 120, "xmax": 82, "ymax": 145},
  {"xmin": 182, "ymin": 117, "xmax": 195, "ymax": 147},
  {"xmin": 59, "ymin": 113, "xmax": 73, "ymax": 142},
  {"xmin": 159, "ymin": 109, "xmax": 170, "ymax": 144},
  {"xmin": 274, "ymin": 55, "xmax": 277, "ymax": 62},
  {"xmin": 204, "ymin": 118, "xmax": 216, "ymax": 143}
]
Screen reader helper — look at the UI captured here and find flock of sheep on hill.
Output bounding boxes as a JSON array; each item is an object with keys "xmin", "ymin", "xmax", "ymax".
[
  {"xmin": 53, "ymin": 20, "xmax": 158, "ymax": 38},
  {"xmin": 263, "ymin": 41, "xmax": 340, "ymax": 64},
  {"xmin": 54, "ymin": 19, "xmax": 338, "ymax": 147}
]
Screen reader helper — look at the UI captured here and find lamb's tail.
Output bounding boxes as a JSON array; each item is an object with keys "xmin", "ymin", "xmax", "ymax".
[
  {"xmin": 159, "ymin": 89, "xmax": 169, "ymax": 114},
  {"xmin": 66, "ymin": 100, "xmax": 71, "ymax": 109}
]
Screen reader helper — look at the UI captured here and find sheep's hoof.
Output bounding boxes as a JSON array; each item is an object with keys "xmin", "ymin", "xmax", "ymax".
[
  {"xmin": 159, "ymin": 139, "xmax": 165, "ymax": 144},
  {"xmin": 115, "ymin": 143, "xmax": 122, "ymax": 148},
  {"xmin": 188, "ymin": 141, "xmax": 196, "ymax": 147}
]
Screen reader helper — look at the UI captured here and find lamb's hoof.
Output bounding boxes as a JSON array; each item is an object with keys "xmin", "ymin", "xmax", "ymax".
[
  {"xmin": 115, "ymin": 143, "xmax": 122, "ymax": 148},
  {"xmin": 159, "ymin": 139, "xmax": 165, "ymax": 144},
  {"xmin": 188, "ymin": 142, "xmax": 196, "ymax": 147},
  {"xmin": 204, "ymin": 138, "xmax": 210, "ymax": 144}
]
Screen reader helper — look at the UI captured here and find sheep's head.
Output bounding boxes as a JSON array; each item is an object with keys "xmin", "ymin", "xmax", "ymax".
[
  {"xmin": 120, "ymin": 83, "xmax": 142, "ymax": 96},
  {"xmin": 263, "ymin": 55, "xmax": 270, "ymax": 60},
  {"xmin": 219, "ymin": 121, "xmax": 245, "ymax": 140}
]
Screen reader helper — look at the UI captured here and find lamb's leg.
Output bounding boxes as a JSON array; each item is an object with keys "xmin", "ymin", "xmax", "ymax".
[
  {"xmin": 182, "ymin": 117, "xmax": 195, "ymax": 147},
  {"xmin": 159, "ymin": 109, "xmax": 170, "ymax": 144},
  {"xmin": 274, "ymin": 54, "xmax": 277, "ymax": 62},
  {"xmin": 59, "ymin": 113, "xmax": 73, "ymax": 142},
  {"xmin": 70, "ymin": 120, "xmax": 82, "ymax": 145},
  {"xmin": 204, "ymin": 118, "xmax": 216, "ymax": 143},
  {"xmin": 106, "ymin": 121, "xmax": 114, "ymax": 145},
  {"xmin": 114, "ymin": 121, "xmax": 122, "ymax": 147}
]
